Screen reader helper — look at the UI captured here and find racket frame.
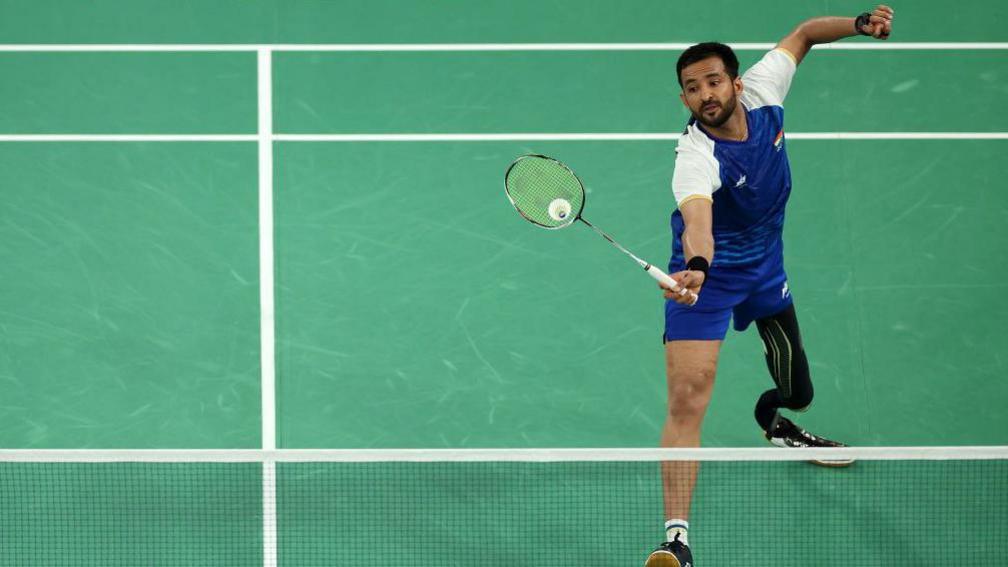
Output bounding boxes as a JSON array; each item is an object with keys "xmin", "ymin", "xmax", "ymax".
[
  {"xmin": 504, "ymin": 153, "xmax": 698, "ymax": 305},
  {"xmin": 504, "ymin": 154, "xmax": 584, "ymax": 230}
]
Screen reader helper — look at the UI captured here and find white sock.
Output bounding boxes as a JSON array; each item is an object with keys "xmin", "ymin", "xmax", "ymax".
[{"xmin": 665, "ymin": 519, "xmax": 689, "ymax": 545}]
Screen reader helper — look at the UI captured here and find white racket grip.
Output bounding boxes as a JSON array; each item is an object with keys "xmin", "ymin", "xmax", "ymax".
[{"xmin": 645, "ymin": 264, "xmax": 699, "ymax": 305}]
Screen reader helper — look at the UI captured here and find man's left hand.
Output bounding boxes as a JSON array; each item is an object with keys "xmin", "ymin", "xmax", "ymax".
[{"xmin": 860, "ymin": 5, "xmax": 895, "ymax": 39}]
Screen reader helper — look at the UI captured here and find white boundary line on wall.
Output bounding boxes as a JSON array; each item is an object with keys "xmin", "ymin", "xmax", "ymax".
[{"xmin": 0, "ymin": 42, "xmax": 1007, "ymax": 52}]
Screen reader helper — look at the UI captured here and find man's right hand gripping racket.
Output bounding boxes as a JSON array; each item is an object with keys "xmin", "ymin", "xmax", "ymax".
[{"xmin": 504, "ymin": 154, "xmax": 698, "ymax": 306}]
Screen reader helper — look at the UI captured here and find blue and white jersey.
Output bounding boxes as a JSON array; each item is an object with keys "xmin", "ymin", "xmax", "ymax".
[{"xmin": 670, "ymin": 48, "xmax": 797, "ymax": 268}]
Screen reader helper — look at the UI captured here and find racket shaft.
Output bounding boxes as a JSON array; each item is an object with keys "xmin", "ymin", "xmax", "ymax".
[{"xmin": 580, "ymin": 217, "xmax": 698, "ymax": 304}]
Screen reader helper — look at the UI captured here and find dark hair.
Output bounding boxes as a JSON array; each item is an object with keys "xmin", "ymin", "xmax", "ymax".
[{"xmin": 676, "ymin": 42, "xmax": 739, "ymax": 87}]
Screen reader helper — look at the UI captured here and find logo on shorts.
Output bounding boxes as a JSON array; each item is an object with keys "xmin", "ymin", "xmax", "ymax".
[
  {"xmin": 773, "ymin": 129, "xmax": 784, "ymax": 151},
  {"xmin": 782, "ymin": 281, "xmax": 790, "ymax": 298}
]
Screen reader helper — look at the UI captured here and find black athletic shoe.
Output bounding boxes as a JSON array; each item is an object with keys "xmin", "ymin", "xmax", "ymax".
[
  {"xmin": 644, "ymin": 534, "xmax": 693, "ymax": 567},
  {"xmin": 765, "ymin": 416, "xmax": 854, "ymax": 467}
]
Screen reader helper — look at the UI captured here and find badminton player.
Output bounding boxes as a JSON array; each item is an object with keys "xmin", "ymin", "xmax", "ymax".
[{"xmin": 646, "ymin": 6, "xmax": 895, "ymax": 566}]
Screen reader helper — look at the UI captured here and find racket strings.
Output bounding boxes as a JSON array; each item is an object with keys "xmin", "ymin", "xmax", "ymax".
[
  {"xmin": 505, "ymin": 156, "xmax": 585, "ymax": 228},
  {"xmin": 503, "ymin": 153, "xmax": 693, "ymax": 302}
]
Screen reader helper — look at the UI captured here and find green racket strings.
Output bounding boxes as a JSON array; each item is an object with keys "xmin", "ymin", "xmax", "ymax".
[{"xmin": 505, "ymin": 155, "xmax": 585, "ymax": 229}]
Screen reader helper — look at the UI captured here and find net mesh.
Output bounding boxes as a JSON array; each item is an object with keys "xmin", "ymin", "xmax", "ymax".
[
  {"xmin": 505, "ymin": 155, "xmax": 585, "ymax": 228},
  {"xmin": 1, "ymin": 450, "xmax": 1005, "ymax": 566},
  {"xmin": 0, "ymin": 462, "xmax": 263, "ymax": 566}
]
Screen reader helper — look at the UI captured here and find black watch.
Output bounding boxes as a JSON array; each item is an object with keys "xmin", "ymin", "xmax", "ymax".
[{"xmin": 855, "ymin": 11, "xmax": 872, "ymax": 36}]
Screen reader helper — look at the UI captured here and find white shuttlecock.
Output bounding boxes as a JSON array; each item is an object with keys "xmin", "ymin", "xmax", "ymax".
[{"xmin": 547, "ymin": 198, "xmax": 572, "ymax": 222}]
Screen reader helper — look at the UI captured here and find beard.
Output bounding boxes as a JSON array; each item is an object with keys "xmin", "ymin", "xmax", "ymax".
[{"xmin": 692, "ymin": 93, "xmax": 738, "ymax": 128}]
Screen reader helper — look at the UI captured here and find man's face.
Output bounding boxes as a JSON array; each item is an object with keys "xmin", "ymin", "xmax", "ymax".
[{"xmin": 679, "ymin": 56, "xmax": 742, "ymax": 128}]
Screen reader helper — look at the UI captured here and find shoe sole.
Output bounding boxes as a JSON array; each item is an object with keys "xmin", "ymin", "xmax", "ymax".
[
  {"xmin": 765, "ymin": 436, "xmax": 856, "ymax": 467},
  {"xmin": 644, "ymin": 550, "xmax": 681, "ymax": 567},
  {"xmin": 810, "ymin": 457, "xmax": 854, "ymax": 468}
]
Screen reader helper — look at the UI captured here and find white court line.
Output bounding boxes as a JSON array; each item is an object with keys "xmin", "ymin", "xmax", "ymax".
[
  {"xmin": 787, "ymin": 132, "xmax": 1008, "ymax": 140},
  {"xmin": 257, "ymin": 48, "xmax": 278, "ymax": 567},
  {"xmin": 2, "ymin": 133, "xmax": 1006, "ymax": 142},
  {"xmin": 261, "ymin": 460, "xmax": 277, "ymax": 567},
  {"xmin": 257, "ymin": 52, "xmax": 277, "ymax": 454},
  {"xmin": 275, "ymin": 132, "xmax": 1008, "ymax": 142},
  {"xmin": 0, "ymin": 134, "xmax": 257, "ymax": 142},
  {"xmin": 274, "ymin": 133, "xmax": 682, "ymax": 142},
  {"xmin": 0, "ymin": 42, "xmax": 1007, "ymax": 52}
]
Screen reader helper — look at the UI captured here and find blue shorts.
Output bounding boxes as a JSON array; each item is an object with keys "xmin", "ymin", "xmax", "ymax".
[{"xmin": 664, "ymin": 241, "xmax": 793, "ymax": 341}]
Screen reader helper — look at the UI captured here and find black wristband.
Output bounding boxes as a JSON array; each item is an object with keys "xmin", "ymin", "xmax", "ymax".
[
  {"xmin": 686, "ymin": 256, "xmax": 710, "ymax": 282},
  {"xmin": 854, "ymin": 11, "xmax": 872, "ymax": 36}
]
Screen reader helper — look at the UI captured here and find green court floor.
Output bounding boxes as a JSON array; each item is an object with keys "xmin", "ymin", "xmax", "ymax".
[
  {"xmin": 0, "ymin": 1, "xmax": 1006, "ymax": 565},
  {"xmin": 2, "ymin": 57, "xmax": 1004, "ymax": 449}
]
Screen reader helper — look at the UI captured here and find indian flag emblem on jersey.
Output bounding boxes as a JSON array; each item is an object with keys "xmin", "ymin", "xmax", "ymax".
[{"xmin": 773, "ymin": 129, "xmax": 784, "ymax": 151}]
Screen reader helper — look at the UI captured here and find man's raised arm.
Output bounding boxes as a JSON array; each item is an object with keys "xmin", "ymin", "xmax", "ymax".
[{"xmin": 777, "ymin": 5, "xmax": 895, "ymax": 65}]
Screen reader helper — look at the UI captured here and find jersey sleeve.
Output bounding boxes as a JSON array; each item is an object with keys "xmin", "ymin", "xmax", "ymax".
[
  {"xmin": 740, "ymin": 48, "xmax": 797, "ymax": 109},
  {"xmin": 671, "ymin": 142, "xmax": 720, "ymax": 207}
]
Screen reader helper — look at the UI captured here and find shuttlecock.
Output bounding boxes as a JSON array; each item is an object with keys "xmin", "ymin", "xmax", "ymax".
[{"xmin": 548, "ymin": 198, "xmax": 572, "ymax": 221}]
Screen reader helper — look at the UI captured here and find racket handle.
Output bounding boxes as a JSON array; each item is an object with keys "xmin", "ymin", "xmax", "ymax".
[{"xmin": 644, "ymin": 264, "xmax": 699, "ymax": 305}]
